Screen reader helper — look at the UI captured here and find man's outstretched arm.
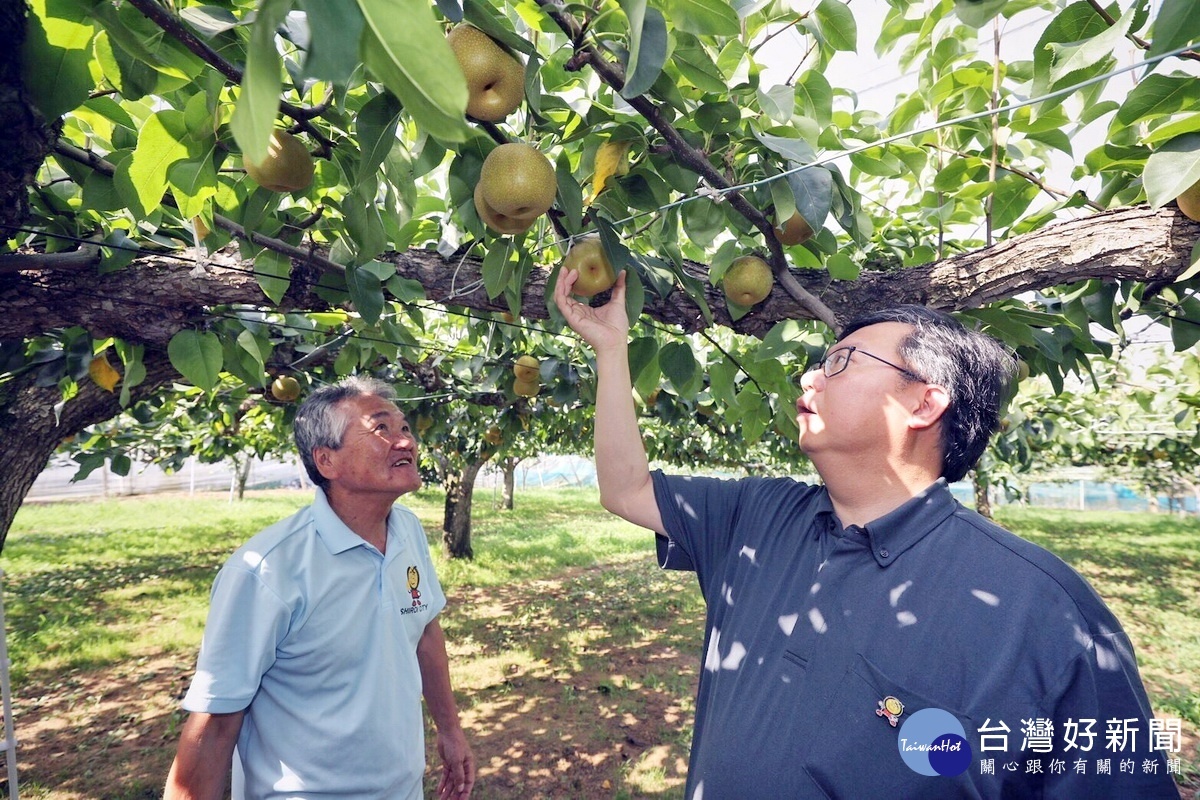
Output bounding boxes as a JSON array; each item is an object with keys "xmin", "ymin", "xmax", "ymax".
[{"xmin": 554, "ymin": 270, "xmax": 664, "ymax": 534}]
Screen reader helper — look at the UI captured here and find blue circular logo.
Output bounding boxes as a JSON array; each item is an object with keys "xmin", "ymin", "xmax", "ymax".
[{"xmin": 897, "ymin": 708, "xmax": 972, "ymax": 777}]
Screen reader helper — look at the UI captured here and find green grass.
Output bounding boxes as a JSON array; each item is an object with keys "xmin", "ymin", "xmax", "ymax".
[{"xmin": 3, "ymin": 490, "xmax": 1197, "ymax": 797}]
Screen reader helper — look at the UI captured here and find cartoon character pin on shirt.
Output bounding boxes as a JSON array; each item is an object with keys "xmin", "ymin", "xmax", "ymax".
[
  {"xmin": 877, "ymin": 695, "xmax": 904, "ymax": 727},
  {"xmin": 407, "ymin": 565, "xmax": 422, "ymax": 607}
]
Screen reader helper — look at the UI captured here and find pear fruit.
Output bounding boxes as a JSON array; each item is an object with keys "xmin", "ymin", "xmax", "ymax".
[
  {"xmin": 722, "ymin": 255, "xmax": 773, "ymax": 306},
  {"xmin": 1177, "ymin": 179, "xmax": 1200, "ymax": 222},
  {"xmin": 447, "ymin": 24, "xmax": 525, "ymax": 122},
  {"xmin": 562, "ymin": 237, "xmax": 617, "ymax": 298},
  {"xmin": 484, "ymin": 426, "xmax": 504, "ymax": 446},
  {"xmin": 270, "ymin": 375, "xmax": 302, "ymax": 402},
  {"xmin": 474, "ymin": 183, "xmax": 539, "ymax": 235},
  {"xmin": 774, "ymin": 213, "xmax": 814, "ymax": 246},
  {"xmin": 478, "ymin": 143, "xmax": 557, "ymax": 227},
  {"xmin": 514, "ymin": 378, "xmax": 539, "ymax": 398},
  {"xmin": 245, "ymin": 131, "xmax": 314, "ymax": 193},
  {"xmin": 513, "ymin": 355, "xmax": 540, "ymax": 383}
]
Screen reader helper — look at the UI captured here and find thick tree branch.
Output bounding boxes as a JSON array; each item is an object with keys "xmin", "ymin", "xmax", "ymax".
[{"xmin": 3, "ymin": 206, "xmax": 1195, "ymax": 344}]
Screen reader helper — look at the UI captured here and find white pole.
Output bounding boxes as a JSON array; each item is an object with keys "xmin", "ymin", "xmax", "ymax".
[{"xmin": 0, "ymin": 569, "xmax": 20, "ymax": 798}]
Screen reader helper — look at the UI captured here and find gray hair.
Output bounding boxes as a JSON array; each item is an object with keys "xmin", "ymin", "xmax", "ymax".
[{"xmin": 294, "ymin": 376, "xmax": 397, "ymax": 488}]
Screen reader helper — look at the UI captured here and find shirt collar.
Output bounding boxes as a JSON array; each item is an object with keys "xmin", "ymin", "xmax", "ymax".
[
  {"xmin": 816, "ymin": 479, "xmax": 957, "ymax": 568},
  {"xmin": 311, "ymin": 487, "xmax": 398, "ymax": 556}
]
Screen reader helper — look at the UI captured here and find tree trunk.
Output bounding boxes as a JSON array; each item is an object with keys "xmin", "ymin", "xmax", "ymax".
[
  {"xmin": 972, "ymin": 468, "xmax": 993, "ymax": 520},
  {"xmin": 234, "ymin": 456, "xmax": 252, "ymax": 501},
  {"xmin": 0, "ymin": 350, "xmax": 178, "ymax": 550},
  {"xmin": 442, "ymin": 457, "xmax": 488, "ymax": 560},
  {"xmin": 501, "ymin": 457, "xmax": 519, "ymax": 511}
]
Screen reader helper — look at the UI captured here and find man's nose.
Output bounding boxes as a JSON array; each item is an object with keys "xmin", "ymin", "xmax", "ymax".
[{"xmin": 799, "ymin": 368, "xmax": 822, "ymax": 392}]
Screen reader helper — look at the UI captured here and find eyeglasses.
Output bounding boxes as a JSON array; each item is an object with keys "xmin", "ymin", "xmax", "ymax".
[{"xmin": 808, "ymin": 346, "xmax": 926, "ymax": 382}]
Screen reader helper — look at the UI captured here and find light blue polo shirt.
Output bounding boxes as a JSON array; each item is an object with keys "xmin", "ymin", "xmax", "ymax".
[{"xmin": 182, "ymin": 488, "xmax": 445, "ymax": 799}]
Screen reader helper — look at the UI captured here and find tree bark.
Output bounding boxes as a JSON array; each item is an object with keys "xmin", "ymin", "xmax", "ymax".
[
  {"xmin": 0, "ymin": 350, "xmax": 178, "ymax": 550},
  {"xmin": 2, "ymin": 206, "xmax": 1197, "ymax": 343},
  {"xmin": 441, "ymin": 457, "xmax": 489, "ymax": 560},
  {"xmin": 501, "ymin": 457, "xmax": 519, "ymax": 511},
  {"xmin": 972, "ymin": 468, "xmax": 993, "ymax": 520}
]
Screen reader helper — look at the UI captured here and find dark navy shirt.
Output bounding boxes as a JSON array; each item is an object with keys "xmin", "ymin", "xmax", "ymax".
[{"xmin": 652, "ymin": 472, "xmax": 1178, "ymax": 799}]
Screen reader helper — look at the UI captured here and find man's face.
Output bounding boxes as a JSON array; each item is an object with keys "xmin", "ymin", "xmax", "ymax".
[
  {"xmin": 317, "ymin": 393, "xmax": 422, "ymax": 498},
  {"xmin": 796, "ymin": 321, "xmax": 927, "ymax": 462}
]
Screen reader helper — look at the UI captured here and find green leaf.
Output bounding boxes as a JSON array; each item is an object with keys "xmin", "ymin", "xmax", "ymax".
[
  {"xmin": 672, "ymin": 36, "xmax": 726, "ymax": 94},
  {"xmin": 556, "ymin": 154, "xmax": 584, "ymax": 235},
  {"xmin": 794, "ymin": 69, "xmax": 833, "ymax": 129},
  {"xmin": 785, "ymin": 165, "xmax": 832, "ymax": 235},
  {"xmin": 954, "ymin": 0, "xmax": 1007, "ymax": 28},
  {"xmin": 167, "ymin": 330, "xmax": 223, "ymax": 391},
  {"xmin": 236, "ymin": 329, "xmax": 268, "ymax": 380},
  {"xmin": 990, "ymin": 174, "xmax": 1040, "ymax": 229},
  {"xmin": 756, "ymin": 133, "xmax": 816, "ymax": 164},
  {"xmin": 659, "ymin": 341, "xmax": 698, "ymax": 391},
  {"xmin": 814, "ymin": 0, "xmax": 856, "ymax": 51},
  {"xmin": 128, "ymin": 111, "xmax": 190, "ymax": 216},
  {"xmin": 167, "ymin": 152, "xmax": 219, "ymax": 219},
  {"xmin": 1144, "ymin": 133, "xmax": 1200, "ymax": 208},
  {"xmin": 1031, "ymin": 2, "xmax": 1113, "ymax": 99},
  {"xmin": 662, "ymin": 0, "xmax": 739, "ymax": 37},
  {"xmin": 825, "ymin": 252, "xmax": 859, "ymax": 280},
  {"xmin": 22, "ymin": 0, "xmax": 95, "ymax": 120},
  {"xmin": 757, "ymin": 320, "xmax": 811, "ymax": 361},
  {"xmin": 482, "ymin": 244, "xmax": 515, "ymax": 299},
  {"xmin": 232, "ymin": 0, "xmax": 293, "ymax": 164},
  {"xmin": 758, "ymin": 84, "xmax": 794, "ymax": 123},
  {"xmin": 1146, "ymin": 0, "xmax": 1200, "ymax": 66},
  {"xmin": 346, "ymin": 263, "xmax": 385, "ymax": 325},
  {"xmin": 1115, "ymin": 75, "xmax": 1199, "ymax": 126},
  {"xmin": 620, "ymin": 1, "xmax": 669, "ymax": 99},
  {"xmin": 298, "ymin": 0, "xmax": 365, "ymax": 85},
  {"xmin": 178, "ymin": 6, "xmax": 241, "ymax": 36},
  {"xmin": 354, "ymin": 91, "xmax": 403, "ymax": 187},
  {"xmin": 254, "ymin": 249, "xmax": 292, "ymax": 304},
  {"xmin": 358, "ymin": 0, "xmax": 470, "ymax": 143},
  {"xmin": 1046, "ymin": 5, "xmax": 1135, "ymax": 90}
]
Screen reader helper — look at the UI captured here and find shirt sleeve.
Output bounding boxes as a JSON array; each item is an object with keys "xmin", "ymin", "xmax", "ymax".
[
  {"xmin": 651, "ymin": 471, "xmax": 759, "ymax": 598},
  {"xmin": 181, "ymin": 564, "xmax": 292, "ymax": 715},
  {"xmin": 1041, "ymin": 630, "xmax": 1178, "ymax": 799}
]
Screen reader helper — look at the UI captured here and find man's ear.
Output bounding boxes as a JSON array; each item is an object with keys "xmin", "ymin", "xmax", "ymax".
[
  {"xmin": 313, "ymin": 446, "xmax": 339, "ymax": 482},
  {"xmin": 908, "ymin": 384, "xmax": 950, "ymax": 431}
]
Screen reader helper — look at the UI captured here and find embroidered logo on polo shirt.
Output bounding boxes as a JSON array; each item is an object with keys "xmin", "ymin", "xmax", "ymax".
[
  {"xmin": 877, "ymin": 695, "xmax": 904, "ymax": 727},
  {"xmin": 406, "ymin": 565, "xmax": 423, "ymax": 608}
]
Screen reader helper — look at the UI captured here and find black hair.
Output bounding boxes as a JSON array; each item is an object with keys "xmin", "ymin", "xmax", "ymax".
[{"xmin": 838, "ymin": 306, "xmax": 1016, "ymax": 483}]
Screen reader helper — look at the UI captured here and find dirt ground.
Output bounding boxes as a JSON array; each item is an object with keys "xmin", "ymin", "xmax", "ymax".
[{"xmin": 4, "ymin": 567, "xmax": 697, "ymax": 800}]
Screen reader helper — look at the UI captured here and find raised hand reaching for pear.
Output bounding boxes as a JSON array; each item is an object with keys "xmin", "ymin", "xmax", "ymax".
[{"xmin": 554, "ymin": 267, "xmax": 629, "ymax": 353}]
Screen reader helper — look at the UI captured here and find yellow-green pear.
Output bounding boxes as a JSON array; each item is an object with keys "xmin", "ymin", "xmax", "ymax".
[
  {"xmin": 513, "ymin": 378, "xmax": 539, "ymax": 397},
  {"xmin": 474, "ymin": 183, "xmax": 539, "ymax": 235},
  {"xmin": 561, "ymin": 237, "xmax": 616, "ymax": 298},
  {"xmin": 1177, "ymin": 180, "xmax": 1200, "ymax": 222},
  {"xmin": 270, "ymin": 375, "xmax": 302, "ymax": 402},
  {"xmin": 244, "ymin": 131, "xmax": 314, "ymax": 193},
  {"xmin": 478, "ymin": 142, "xmax": 557, "ymax": 220},
  {"xmin": 513, "ymin": 355, "xmax": 540, "ymax": 383},
  {"xmin": 447, "ymin": 24, "xmax": 525, "ymax": 122},
  {"xmin": 722, "ymin": 255, "xmax": 773, "ymax": 306},
  {"xmin": 774, "ymin": 213, "xmax": 814, "ymax": 246}
]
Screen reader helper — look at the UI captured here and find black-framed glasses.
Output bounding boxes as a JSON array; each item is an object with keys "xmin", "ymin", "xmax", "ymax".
[{"xmin": 809, "ymin": 346, "xmax": 926, "ymax": 382}]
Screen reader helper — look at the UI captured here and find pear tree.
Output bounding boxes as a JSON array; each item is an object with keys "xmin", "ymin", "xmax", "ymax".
[{"xmin": 3, "ymin": 0, "xmax": 1200, "ymax": 553}]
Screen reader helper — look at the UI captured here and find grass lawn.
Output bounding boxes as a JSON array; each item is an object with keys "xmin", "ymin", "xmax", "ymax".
[{"xmin": 1, "ymin": 488, "xmax": 1196, "ymax": 798}]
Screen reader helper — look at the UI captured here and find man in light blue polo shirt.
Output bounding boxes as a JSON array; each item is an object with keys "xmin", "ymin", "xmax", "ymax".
[
  {"xmin": 553, "ymin": 272, "xmax": 1179, "ymax": 799},
  {"xmin": 165, "ymin": 376, "xmax": 474, "ymax": 800}
]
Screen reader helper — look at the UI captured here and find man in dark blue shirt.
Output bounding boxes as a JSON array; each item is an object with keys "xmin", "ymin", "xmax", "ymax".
[{"xmin": 554, "ymin": 272, "xmax": 1179, "ymax": 799}]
